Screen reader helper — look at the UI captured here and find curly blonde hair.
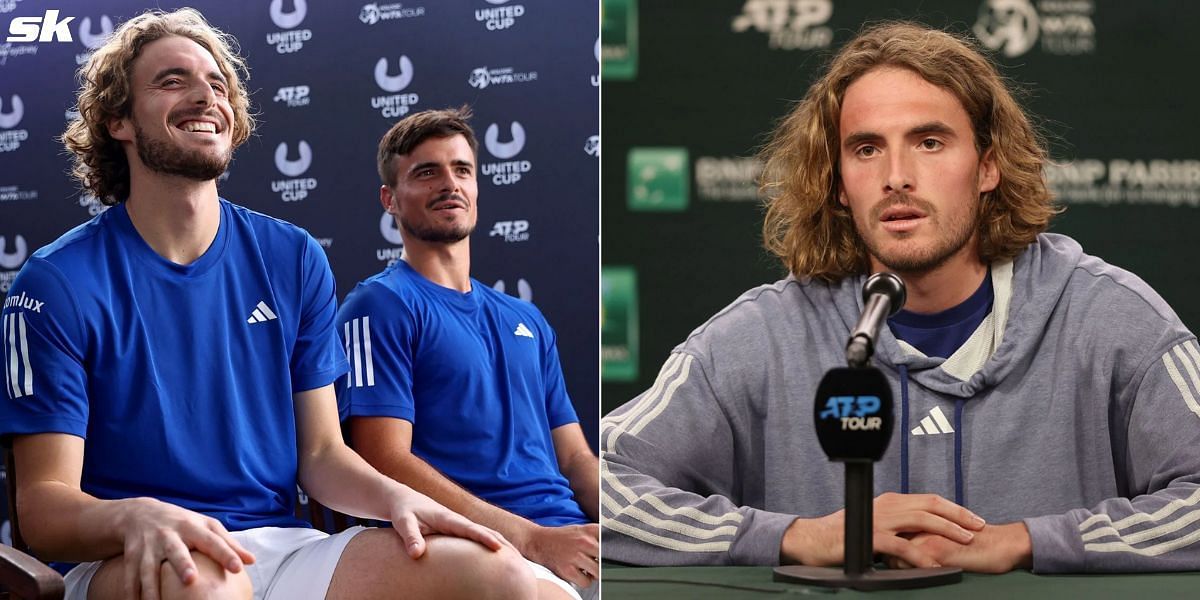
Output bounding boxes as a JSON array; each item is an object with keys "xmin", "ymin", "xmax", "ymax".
[
  {"xmin": 61, "ymin": 8, "xmax": 254, "ymax": 205},
  {"xmin": 760, "ymin": 21, "xmax": 1059, "ymax": 280}
]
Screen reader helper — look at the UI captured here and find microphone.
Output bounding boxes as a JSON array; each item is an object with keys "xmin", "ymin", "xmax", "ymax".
[{"xmin": 845, "ymin": 272, "xmax": 906, "ymax": 368}]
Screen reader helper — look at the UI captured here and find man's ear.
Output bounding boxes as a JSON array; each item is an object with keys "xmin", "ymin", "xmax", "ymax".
[
  {"xmin": 108, "ymin": 117, "xmax": 132, "ymax": 142},
  {"xmin": 380, "ymin": 184, "xmax": 395, "ymax": 213},
  {"xmin": 978, "ymin": 147, "xmax": 1000, "ymax": 193}
]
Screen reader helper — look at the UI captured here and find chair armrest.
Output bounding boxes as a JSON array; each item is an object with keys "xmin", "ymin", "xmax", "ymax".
[{"xmin": 0, "ymin": 544, "xmax": 64, "ymax": 600}]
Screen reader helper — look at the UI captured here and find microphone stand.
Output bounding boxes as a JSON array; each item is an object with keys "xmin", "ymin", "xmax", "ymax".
[{"xmin": 773, "ymin": 275, "xmax": 962, "ymax": 591}]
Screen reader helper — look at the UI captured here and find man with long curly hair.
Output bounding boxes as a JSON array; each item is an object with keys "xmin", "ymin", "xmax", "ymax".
[
  {"xmin": 601, "ymin": 21, "xmax": 1200, "ymax": 574},
  {"xmin": 0, "ymin": 9, "xmax": 536, "ymax": 600}
]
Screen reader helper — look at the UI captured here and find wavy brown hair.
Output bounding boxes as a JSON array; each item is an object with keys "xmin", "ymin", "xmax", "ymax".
[
  {"xmin": 61, "ymin": 8, "xmax": 254, "ymax": 205},
  {"xmin": 760, "ymin": 21, "xmax": 1059, "ymax": 281}
]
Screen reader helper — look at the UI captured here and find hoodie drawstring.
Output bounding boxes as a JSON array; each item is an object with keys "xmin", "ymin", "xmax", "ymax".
[
  {"xmin": 898, "ymin": 364, "xmax": 910, "ymax": 494},
  {"xmin": 954, "ymin": 398, "xmax": 965, "ymax": 506}
]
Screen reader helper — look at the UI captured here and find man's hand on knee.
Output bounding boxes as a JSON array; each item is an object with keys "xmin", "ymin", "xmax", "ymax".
[
  {"xmin": 387, "ymin": 485, "xmax": 511, "ymax": 558},
  {"xmin": 521, "ymin": 523, "xmax": 599, "ymax": 588},
  {"xmin": 115, "ymin": 498, "xmax": 256, "ymax": 600}
]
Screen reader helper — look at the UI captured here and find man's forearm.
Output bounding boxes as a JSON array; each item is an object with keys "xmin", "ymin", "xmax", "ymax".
[
  {"xmin": 366, "ymin": 449, "xmax": 538, "ymax": 543},
  {"xmin": 296, "ymin": 441, "xmax": 413, "ymax": 521},
  {"xmin": 563, "ymin": 451, "xmax": 599, "ymax": 521},
  {"xmin": 19, "ymin": 481, "xmax": 135, "ymax": 562}
]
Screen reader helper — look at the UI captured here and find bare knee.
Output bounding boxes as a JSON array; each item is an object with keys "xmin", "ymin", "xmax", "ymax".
[
  {"xmin": 472, "ymin": 544, "xmax": 538, "ymax": 600},
  {"xmin": 159, "ymin": 552, "xmax": 252, "ymax": 600}
]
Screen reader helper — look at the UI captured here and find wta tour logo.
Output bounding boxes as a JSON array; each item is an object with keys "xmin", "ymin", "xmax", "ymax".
[
  {"xmin": 359, "ymin": 2, "xmax": 425, "ymax": 24},
  {"xmin": 482, "ymin": 122, "xmax": 531, "ymax": 186},
  {"xmin": 271, "ymin": 141, "xmax": 317, "ymax": 202},
  {"xmin": 371, "ymin": 56, "xmax": 420, "ymax": 118},
  {"xmin": 974, "ymin": 0, "xmax": 1095, "ymax": 57},
  {"xmin": 0, "ymin": 95, "xmax": 28, "ymax": 153},
  {"xmin": 467, "ymin": 66, "xmax": 537, "ymax": 90},
  {"xmin": 266, "ymin": 0, "xmax": 312, "ymax": 54}
]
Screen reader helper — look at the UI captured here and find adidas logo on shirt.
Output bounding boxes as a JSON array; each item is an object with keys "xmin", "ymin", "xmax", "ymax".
[
  {"xmin": 911, "ymin": 406, "xmax": 955, "ymax": 436},
  {"xmin": 247, "ymin": 301, "xmax": 278, "ymax": 324},
  {"xmin": 514, "ymin": 322, "xmax": 534, "ymax": 339}
]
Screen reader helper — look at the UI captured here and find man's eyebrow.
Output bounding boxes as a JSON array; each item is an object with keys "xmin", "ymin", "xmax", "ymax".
[
  {"xmin": 841, "ymin": 122, "xmax": 957, "ymax": 149},
  {"xmin": 842, "ymin": 130, "xmax": 881, "ymax": 150},
  {"xmin": 909, "ymin": 121, "xmax": 956, "ymax": 137},
  {"xmin": 409, "ymin": 159, "xmax": 475, "ymax": 173},
  {"xmin": 150, "ymin": 67, "xmax": 228, "ymax": 86}
]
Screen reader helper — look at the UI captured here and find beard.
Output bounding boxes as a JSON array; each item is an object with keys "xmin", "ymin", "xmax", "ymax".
[
  {"xmin": 856, "ymin": 192, "xmax": 979, "ymax": 274},
  {"xmin": 399, "ymin": 192, "xmax": 475, "ymax": 243},
  {"xmin": 133, "ymin": 120, "xmax": 231, "ymax": 181}
]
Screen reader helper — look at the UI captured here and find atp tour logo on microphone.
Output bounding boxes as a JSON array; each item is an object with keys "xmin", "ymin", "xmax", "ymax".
[
  {"xmin": 0, "ymin": 95, "xmax": 28, "ymax": 153},
  {"xmin": 271, "ymin": 141, "xmax": 318, "ymax": 202},
  {"xmin": 481, "ymin": 122, "xmax": 531, "ymax": 186},
  {"xmin": 475, "ymin": 0, "xmax": 525, "ymax": 31},
  {"xmin": 73, "ymin": 14, "xmax": 112, "ymax": 65},
  {"xmin": 819, "ymin": 395, "xmax": 883, "ymax": 431},
  {"xmin": 274, "ymin": 85, "xmax": 311, "ymax": 108},
  {"xmin": 731, "ymin": 0, "xmax": 833, "ymax": 50},
  {"xmin": 377, "ymin": 211, "xmax": 404, "ymax": 265},
  {"xmin": 265, "ymin": 0, "xmax": 313, "ymax": 54},
  {"xmin": 371, "ymin": 55, "xmax": 420, "ymax": 118},
  {"xmin": 0, "ymin": 234, "xmax": 28, "ymax": 292}
]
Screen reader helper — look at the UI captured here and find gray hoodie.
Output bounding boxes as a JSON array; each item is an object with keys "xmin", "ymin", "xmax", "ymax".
[{"xmin": 601, "ymin": 233, "xmax": 1200, "ymax": 572}]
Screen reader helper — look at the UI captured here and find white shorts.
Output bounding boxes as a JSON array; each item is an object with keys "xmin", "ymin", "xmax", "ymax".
[
  {"xmin": 526, "ymin": 559, "xmax": 594, "ymax": 600},
  {"xmin": 63, "ymin": 525, "xmax": 367, "ymax": 600}
]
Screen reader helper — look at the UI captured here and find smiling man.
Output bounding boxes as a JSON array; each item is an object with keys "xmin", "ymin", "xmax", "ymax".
[
  {"xmin": 0, "ymin": 10, "xmax": 534, "ymax": 600},
  {"xmin": 601, "ymin": 22, "xmax": 1200, "ymax": 573},
  {"xmin": 335, "ymin": 108, "xmax": 599, "ymax": 600}
]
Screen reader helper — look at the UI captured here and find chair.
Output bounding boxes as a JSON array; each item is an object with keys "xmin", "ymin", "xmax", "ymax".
[
  {"xmin": 0, "ymin": 447, "xmax": 65, "ymax": 600},
  {"xmin": 0, "ymin": 447, "xmax": 358, "ymax": 600}
]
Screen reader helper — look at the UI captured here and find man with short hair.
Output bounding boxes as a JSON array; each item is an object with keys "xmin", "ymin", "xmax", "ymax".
[
  {"xmin": 0, "ymin": 9, "xmax": 533, "ymax": 599},
  {"xmin": 336, "ymin": 107, "xmax": 599, "ymax": 600},
  {"xmin": 600, "ymin": 21, "xmax": 1200, "ymax": 573}
]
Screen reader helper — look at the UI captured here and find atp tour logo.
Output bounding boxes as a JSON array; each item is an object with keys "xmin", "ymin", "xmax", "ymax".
[
  {"xmin": 819, "ymin": 395, "xmax": 883, "ymax": 431},
  {"xmin": 0, "ymin": 234, "xmax": 27, "ymax": 291},
  {"xmin": 74, "ymin": 14, "xmax": 112, "ymax": 64},
  {"xmin": 265, "ymin": 0, "xmax": 312, "ymax": 54},
  {"xmin": 0, "ymin": 95, "xmax": 28, "ymax": 153},
  {"xmin": 974, "ymin": 0, "xmax": 1095, "ymax": 57},
  {"xmin": 475, "ymin": 0, "xmax": 526, "ymax": 31},
  {"xmin": 359, "ymin": 2, "xmax": 425, "ymax": 24},
  {"xmin": 493, "ymin": 278, "xmax": 532, "ymax": 302},
  {"xmin": 584, "ymin": 135, "xmax": 599, "ymax": 157},
  {"xmin": 271, "ymin": 141, "xmax": 318, "ymax": 202},
  {"xmin": 467, "ymin": 66, "xmax": 537, "ymax": 90},
  {"xmin": 481, "ymin": 122, "xmax": 531, "ymax": 186},
  {"xmin": 274, "ymin": 85, "xmax": 311, "ymax": 108},
  {"xmin": 489, "ymin": 220, "xmax": 529, "ymax": 243},
  {"xmin": 731, "ymin": 0, "xmax": 833, "ymax": 50},
  {"xmin": 377, "ymin": 211, "xmax": 404, "ymax": 265},
  {"xmin": 371, "ymin": 56, "xmax": 420, "ymax": 118}
]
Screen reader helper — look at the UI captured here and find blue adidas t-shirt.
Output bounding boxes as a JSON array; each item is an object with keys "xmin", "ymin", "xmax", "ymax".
[
  {"xmin": 336, "ymin": 260, "xmax": 587, "ymax": 526},
  {"xmin": 888, "ymin": 271, "xmax": 994, "ymax": 359},
  {"xmin": 0, "ymin": 200, "xmax": 348, "ymax": 532}
]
